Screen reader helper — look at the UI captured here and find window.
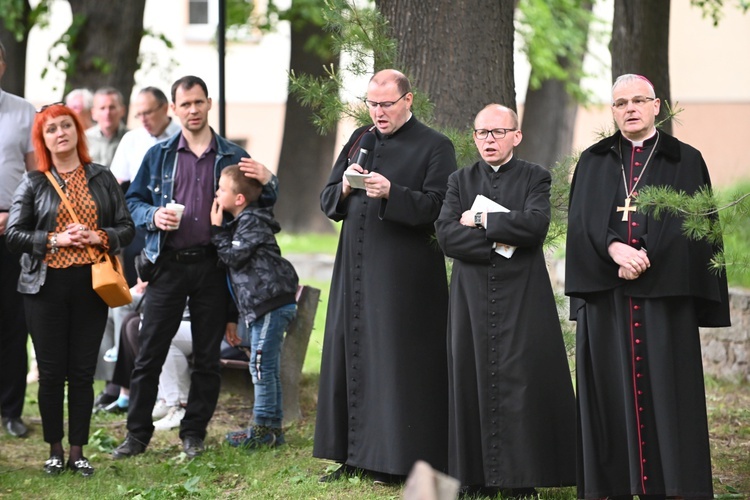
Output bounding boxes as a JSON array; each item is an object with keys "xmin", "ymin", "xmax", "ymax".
[{"xmin": 189, "ymin": 0, "xmax": 210, "ymax": 25}]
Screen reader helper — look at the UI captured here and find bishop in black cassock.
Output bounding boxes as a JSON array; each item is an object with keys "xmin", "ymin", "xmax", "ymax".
[{"xmin": 566, "ymin": 74, "xmax": 730, "ymax": 500}]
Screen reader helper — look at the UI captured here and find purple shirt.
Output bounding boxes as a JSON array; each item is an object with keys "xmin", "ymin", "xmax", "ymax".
[{"xmin": 164, "ymin": 133, "xmax": 217, "ymax": 250}]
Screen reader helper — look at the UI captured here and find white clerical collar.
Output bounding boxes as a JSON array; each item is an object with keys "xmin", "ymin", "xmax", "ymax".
[
  {"xmin": 627, "ymin": 129, "xmax": 657, "ymax": 148},
  {"xmin": 488, "ymin": 154, "xmax": 513, "ymax": 172}
]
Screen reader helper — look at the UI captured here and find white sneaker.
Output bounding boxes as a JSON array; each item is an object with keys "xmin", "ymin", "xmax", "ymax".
[
  {"xmin": 152, "ymin": 399, "xmax": 170, "ymax": 420},
  {"xmin": 153, "ymin": 406, "xmax": 186, "ymax": 431}
]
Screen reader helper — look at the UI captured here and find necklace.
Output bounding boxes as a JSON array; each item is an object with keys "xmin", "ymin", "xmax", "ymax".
[{"xmin": 616, "ymin": 131, "xmax": 659, "ymax": 221}]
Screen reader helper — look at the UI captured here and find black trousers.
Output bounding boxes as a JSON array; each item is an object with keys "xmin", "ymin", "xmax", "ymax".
[
  {"xmin": 25, "ymin": 265, "xmax": 108, "ymax": 445},
  {"xmin": 126, "ymin": 253, "xmax": 228, "ymax": 443},
  {"xmin": 0, "ymin": 236, "xmax": 28, "ymax": 420}
]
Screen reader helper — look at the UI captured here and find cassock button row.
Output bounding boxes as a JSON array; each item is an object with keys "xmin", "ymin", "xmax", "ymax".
[
  {"xmin": 636, "ymin": 148, "xmax": 642, "ymax": 153},
  {"xmin": 631, "ymin": 238, "xmax": 638, "ymax": 244},
  {"xmin": 634, "ymin": 176, "xmax": 639, "ymax": 181},
  {"xmin": 635, "ymin": 339, "xmax": 642, "ymax": 344},
  {"xmin": 636, "ymin": 356, "xmax": 642, "ymax": 361},
  {"xmin": 637, "ymin": 373, "xmax": 642, "ymax": 378},
  {"xmin": 635, "ymin": 162, "xmax": 642, "ymax": 167},
  {"xmin": 634, "ymin": 304, "xmax": 641, "ymax": 310},
  {"xmin": 634, "ymin": 322, "xmax": 641, "ymax": 327},
  {"xmin": 631, "ymin": 222, "xmax": 639, "ymax": 227}
]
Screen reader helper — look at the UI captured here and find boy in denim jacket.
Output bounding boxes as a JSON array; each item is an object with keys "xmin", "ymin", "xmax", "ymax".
[{"xmin": 210, "ymin": 165, "xmax": 298, "ymax": 448}]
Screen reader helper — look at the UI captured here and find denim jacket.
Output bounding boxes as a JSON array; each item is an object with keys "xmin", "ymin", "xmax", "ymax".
[{"xmin": 126, "ymin": 129, "xmax": 278, "ymax": 263}]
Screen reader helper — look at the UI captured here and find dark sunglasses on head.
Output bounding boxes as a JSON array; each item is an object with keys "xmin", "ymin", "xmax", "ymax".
[{"xmin": 36, "ymin": 102, "xmax": 66, "ymax": 113}]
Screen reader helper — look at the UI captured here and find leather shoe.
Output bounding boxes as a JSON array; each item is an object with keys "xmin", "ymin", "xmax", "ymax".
[
  {"xmin": 67, "ymin": 457, "xmax": 95, "ymax": 477},
  {"xmin": 182, "ymin": 435, "xmax": 204, "ymax": 458},
  {"xmin": 319, "ymin": 463, "xmax": 361, "ymax": 483},
  {"xmin": 2, "ymin": 417, "xmax": 28, "ymax": 438},
  {"xmin": 112, "ymin": 435, "xmax": 147, "ymax": 459},
  {"xmin": 93, "ymin": 391, "xmax": 118, "ymax": 408}
]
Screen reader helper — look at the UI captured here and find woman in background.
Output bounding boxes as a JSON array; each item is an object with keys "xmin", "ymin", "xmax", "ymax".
[{"xmin": 6, "ymin": 103, "xmax": 133, "ymax": 476}]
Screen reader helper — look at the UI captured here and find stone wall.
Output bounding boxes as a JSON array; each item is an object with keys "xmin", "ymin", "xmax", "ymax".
[
  {"xmin": 701, "ymin": 288, "xmax": 750, "ymax": 383},
  {"xmin": 548, "ymin": 257, "xmax": 750, "ymax": 384}
]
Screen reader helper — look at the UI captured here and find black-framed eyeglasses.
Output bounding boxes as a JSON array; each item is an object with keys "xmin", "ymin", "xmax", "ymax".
[
  {"xmin": 612, "ymin": 96, "xmax": 655, "ymax": 110},
  {"xmin": 363, "ymin": 92, "xmax": 408, "ymax": 110},
  {"xmin": 36, "ymin": 101, "xmax": 66, "ymax": 113},
  {"xmin": 473, "ymin": 128, "xmax": 516, "ymax": 140}
]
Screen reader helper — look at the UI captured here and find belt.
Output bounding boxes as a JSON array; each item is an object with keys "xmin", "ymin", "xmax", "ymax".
[{"xmin": 167, "ymin": 245, "xmax": 217, "ymax": 264}]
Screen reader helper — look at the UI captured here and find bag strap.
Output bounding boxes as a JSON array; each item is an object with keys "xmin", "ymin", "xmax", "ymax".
[{"xmin": 44, "ymin": 170, "xmax": 100, "ymax": 263}]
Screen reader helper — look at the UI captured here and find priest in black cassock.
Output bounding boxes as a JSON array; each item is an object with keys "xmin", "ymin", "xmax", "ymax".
[
  {"xmin": 435, "ymin": 104, "xmax": 576, "ymax": 497},
  {"xmin": 566, "ymin": 74, "xmax": 730, "ymax": 500},
  {"xmin": 313, "ymin": 69, "xmax": 456, "ymax": 483}
]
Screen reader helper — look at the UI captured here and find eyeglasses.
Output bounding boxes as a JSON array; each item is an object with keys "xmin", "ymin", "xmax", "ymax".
[
  {"xmin": 135, "ymin": 103, "xmax": 165, "ymax": 119},
  {"xmin": 363, "ymin": 92, "xmax": 408, "ymax": 110},
  {"xmin": 473, "ymin": 128, "xmax": 517, "ymax": 140},
  {"xmin": 37, "ymin": 102, "xmax": 66, "ymax": 113},
  {"xmin": 612, "ymin": 96, "xmax": 655, "ymax": 110}
]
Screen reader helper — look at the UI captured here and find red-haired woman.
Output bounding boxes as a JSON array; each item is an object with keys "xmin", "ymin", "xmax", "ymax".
[{"xmin": 6, "ymin": 103, "xmax": 133, "ymax": 476}]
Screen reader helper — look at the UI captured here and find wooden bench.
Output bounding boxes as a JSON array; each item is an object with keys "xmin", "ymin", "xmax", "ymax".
[{"xmin": 219, "ymin": 285, "xmax": 321, "ymax": 424}]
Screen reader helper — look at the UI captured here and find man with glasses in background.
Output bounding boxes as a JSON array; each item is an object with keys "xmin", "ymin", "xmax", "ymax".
[
  {"xmin": 314, "ymin": 69, "xmax": 456, "ymax": 484},
  {"xmin": 566, "ymin": 74, "xmax": 730, "ymax": 500},
  {"xmin": 0, "ymin": 41, "xmax": 35, "ymax": 438},
  {"xmin": 435, "ymin": 103, "xmax": 576, "ymax": 497}
]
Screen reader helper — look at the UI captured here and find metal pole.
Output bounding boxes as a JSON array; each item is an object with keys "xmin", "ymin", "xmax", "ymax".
[{"xmin": 218, "ymin": 0, "xmax": 226, "ymax": 137}]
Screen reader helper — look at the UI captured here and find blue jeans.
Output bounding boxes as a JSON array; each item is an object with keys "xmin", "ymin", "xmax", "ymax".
[{"xmin": 238, "ymin": 304, "xmax": 297, "ymax": 428}]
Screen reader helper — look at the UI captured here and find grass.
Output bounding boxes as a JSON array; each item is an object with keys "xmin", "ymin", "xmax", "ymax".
[{"xmin": 2, "ymin": 232, "xmax": 749, "ymax": 499}]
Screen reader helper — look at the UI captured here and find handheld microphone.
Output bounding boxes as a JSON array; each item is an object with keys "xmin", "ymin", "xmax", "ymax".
[{"xmin": 353, "ymin": 132, "xmax": 376, "ymax": 168}]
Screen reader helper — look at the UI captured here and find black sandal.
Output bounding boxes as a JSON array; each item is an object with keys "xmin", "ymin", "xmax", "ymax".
[
  {"xmin": 67, "ymin": 457, "xmax": 95, "ymax": 477},
  {"xmin": 44, "ymin": 455, "xmax": 64, "ymax": 475}
]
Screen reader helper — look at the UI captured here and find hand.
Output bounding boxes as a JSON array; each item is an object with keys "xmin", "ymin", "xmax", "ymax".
[
  {"xmin": 0, "ymin": 212, "xmax": 8, "ymax": 236},
  {"xmin": 64, "ymin": 223, "xmax": 102, "ymax": 248},
  {"xmin": 210, "ymin": 198, "xmax": 224, "ymax": 226},
  {"xmin": 363, "ymin": 172, "xmax": 391, "ymax": 199},
  {"xmin": 134, "ymin": 278, "xmax": 148, "ymax": 294},
  {"xmin": 608, "ymin": 241, "xmax": 650, "ymax": 278},
  {"xmin": 153, "ymin": 207, "xmax": 179, "ymax": 231},
  {"xmin": 341, "ymin": 163, "xmax": 365, "ymax": 199},
  {"xmin": 238, "ymin": 157, "xmax": 273, "ymax": 185},
  {"xmin": 225, "ymin": 322, "xmax": 240, "ymax": 347}
]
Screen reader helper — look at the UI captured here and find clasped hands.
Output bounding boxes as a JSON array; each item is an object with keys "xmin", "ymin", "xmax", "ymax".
[
  {"xmin": 341, "ymin": 164, "xmax": 390, "ymax": 199},
  {"xmin": 57, "ymin": 222, "xmax": 102, "ymax": 248},
  {"xmin": 608, "ymin": 241, "xmax": 650, "ymax": 280}
]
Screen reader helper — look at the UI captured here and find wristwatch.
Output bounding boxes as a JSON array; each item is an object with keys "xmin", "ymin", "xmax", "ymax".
[{"xmin": 474, "ymin": 212, "xmax": 483, "ymax": 228}]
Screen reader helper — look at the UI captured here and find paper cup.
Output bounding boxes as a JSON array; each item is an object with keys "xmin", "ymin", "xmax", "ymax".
[{"xmin": 166, "ymin": 202, "xmax": 185, "ymax": 230}]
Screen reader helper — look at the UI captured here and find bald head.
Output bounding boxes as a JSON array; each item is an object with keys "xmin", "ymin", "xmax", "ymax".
[{"xmin": 473, "ymin": 104, "xmax": 522, "ymax": 167}]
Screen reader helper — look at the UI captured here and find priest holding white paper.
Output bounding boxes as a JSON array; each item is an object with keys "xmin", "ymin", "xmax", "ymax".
[{"xmin": 435, "ymin": 104, "xmax": 576, "ymax": 497}]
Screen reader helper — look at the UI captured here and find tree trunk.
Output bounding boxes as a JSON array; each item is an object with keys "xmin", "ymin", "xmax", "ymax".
[
  {"xmin": 611, "ymin": 0, "xmax": 672, "ymax": 134},
  {"xmin": 376, "ymin": 0, "xmax": 516, "ymax": 129},
  {"xmin": 275, "ymin": 7, "xmax": 338, "ymax": 234},
  {"xmin": 0, "ymin": 0, "xmax": 31, "ymax": 97},
  {"xmin": 516, "ymin": 1, "xmax": 594, "ymax": 169},
  {"xmin": 65, "ymin": 0, "xmax": 146, "ymax": 108},
  {"xmin": 516, "ymin": 76, "xmax": 579, "ymax": 169},
  {"xmin": 281, "ymin": 285, "xmax": 321, "ymax": 424}
]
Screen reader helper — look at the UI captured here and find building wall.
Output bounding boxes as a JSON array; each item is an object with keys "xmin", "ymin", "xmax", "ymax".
[{"xmin": 21, "ymin": 1, "xmax": 750, "ymax": 183}]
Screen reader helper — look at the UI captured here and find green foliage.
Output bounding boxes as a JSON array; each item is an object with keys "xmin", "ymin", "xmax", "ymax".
[
  {"xmin": 42, "ymin": 13, "xmax": 86, "ymax": 84},
  {"xmin": 286, "ymin": 0, "xmax": 448, "ymax": 134},
  {"xmin": 690, "ymin": 0, "xmax": 750, "ymax": 26},
  {"xmin": 637, "ymin": 183, "xmax": 750, "ymax": 282},
  {"xmin": 0, "ymin": 0, "xmax": 50, "ymax": 40},
  {"xmin": 516, "ymin": 0, "xmax": 600, "ymax": 103}
]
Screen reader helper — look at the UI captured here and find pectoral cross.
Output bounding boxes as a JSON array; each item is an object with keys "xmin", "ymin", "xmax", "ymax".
[{"xmin": 617, "ymin": 197, "xmax": 636, "ymax": 221}]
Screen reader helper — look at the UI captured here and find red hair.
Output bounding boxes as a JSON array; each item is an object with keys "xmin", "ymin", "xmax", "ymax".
[{"xmin": 32, "ymin": 104, "xmax": 92, "ymax": 173}]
